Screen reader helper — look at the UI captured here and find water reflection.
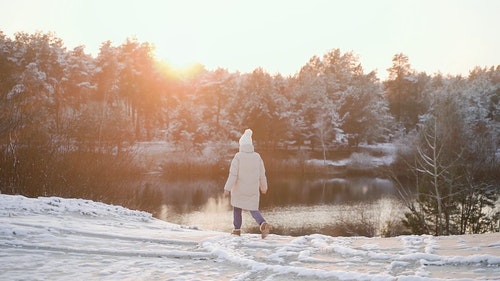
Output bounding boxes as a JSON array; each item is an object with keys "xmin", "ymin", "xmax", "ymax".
[
  {"xmin": 261, "ymin": 177, "xmax": 395, "ymax": 207},
  {"xmin": 131, "ymin": 175, "xmax": 401, "ymax": 235}
]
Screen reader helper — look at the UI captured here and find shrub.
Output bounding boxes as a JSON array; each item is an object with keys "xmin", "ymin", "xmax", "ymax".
[{"xmin": 332, "ymin": 203, "xmax": 378, "ymax": 237}]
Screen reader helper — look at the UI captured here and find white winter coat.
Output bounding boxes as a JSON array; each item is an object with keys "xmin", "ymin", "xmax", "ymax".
[{"xmin": 224, "ymin": 143, "xmax": 268, "ymax": 211}]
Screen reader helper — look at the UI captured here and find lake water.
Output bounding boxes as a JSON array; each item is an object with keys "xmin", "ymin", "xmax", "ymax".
[{"xmin": 126, "ymin": 174, "xmax": 406, "ymax": 236}]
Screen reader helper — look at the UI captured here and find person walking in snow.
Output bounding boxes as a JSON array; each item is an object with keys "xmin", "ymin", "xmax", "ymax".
[{"xmin": 224, "ymin": 129, "xmax": 271, "ymax": 239}]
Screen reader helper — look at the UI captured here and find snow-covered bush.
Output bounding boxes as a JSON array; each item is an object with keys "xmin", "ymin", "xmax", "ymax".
[{"xmin": 347, "ymin": 152, "xmax": 375, "ymax": 170}]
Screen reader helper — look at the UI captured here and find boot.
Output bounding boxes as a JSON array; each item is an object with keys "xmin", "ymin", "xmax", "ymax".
[
  {"xmin": 231, "ymin": 229, "xmax": 241, "ymax": 236},
  {"xmin": 260, "ymin": 222, "xmax": 271, "ymax": 239}
]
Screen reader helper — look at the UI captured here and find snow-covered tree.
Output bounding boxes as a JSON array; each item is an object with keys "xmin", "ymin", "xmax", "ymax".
[
  {"xmin": 118, "ymin": 38, "xmax": 163, "ymax": 140},
  {"xmin": 384, "ymin": 53, "xmax": 429, "ymax": 132},
  {"xmin": 400, "ymin": 76, "xmax": 499, "ymax": 235},
  {"xmin": 5, "ymin": 32, "xmax": 70, "ymax": 148},
  {"xmin": 294, "ymin": 49, "xmax": 392, "ymax": 150},
  {"xmin": 339, "ymin": 71, "xmax": 393, "ymax": 145},
  {"xmin": 195, "ymin": 68, "xmax": 235, "ymax": 141},
  {"xmin": 227, "ymin": 68, "xmax": 288, "ymax": 149}
]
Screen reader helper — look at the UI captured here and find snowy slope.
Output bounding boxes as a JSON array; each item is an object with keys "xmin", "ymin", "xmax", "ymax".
[{"xmin": 0, "ymin": 194, "xmax": 498, "ymax": 281}]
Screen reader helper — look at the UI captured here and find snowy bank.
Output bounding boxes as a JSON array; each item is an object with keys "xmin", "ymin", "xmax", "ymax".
[{"xmin": 1, "ymin": 194, "xmax": 498, "ymax": 280}]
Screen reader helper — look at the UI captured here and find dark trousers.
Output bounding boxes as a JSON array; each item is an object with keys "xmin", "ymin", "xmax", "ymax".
[{"xmin": 233, "ymin": 207, "xmax": 265, "ymax": 230}]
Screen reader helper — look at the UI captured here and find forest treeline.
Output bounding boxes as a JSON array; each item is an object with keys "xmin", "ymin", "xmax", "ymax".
[{"xmin": 0, "ymin": 31, "xmax": 499, "ymax": 235}]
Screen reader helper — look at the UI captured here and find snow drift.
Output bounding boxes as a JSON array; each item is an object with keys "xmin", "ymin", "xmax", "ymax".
[{"xmin": 0, "ymin": 194, "xmax": 498, "ymax": 280}]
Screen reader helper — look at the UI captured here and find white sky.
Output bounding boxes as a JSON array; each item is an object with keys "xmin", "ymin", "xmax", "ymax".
[{"xmin": 1, "ymin": 0, "xmax": 499, "ymax": 79}]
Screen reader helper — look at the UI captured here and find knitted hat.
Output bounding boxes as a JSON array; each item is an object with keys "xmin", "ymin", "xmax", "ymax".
[{"xmin": 238, "ymin": 129, "xmax": 253, "ymax": 146}]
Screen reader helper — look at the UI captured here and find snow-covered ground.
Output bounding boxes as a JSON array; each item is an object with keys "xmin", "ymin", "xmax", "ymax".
[
  {"xmin": 1, "ymin": 194, "xmax": 498, "ymax": 281},
  {"xmin": 306, "ymin": 143, "xmax": 398, "ymax": 169}
]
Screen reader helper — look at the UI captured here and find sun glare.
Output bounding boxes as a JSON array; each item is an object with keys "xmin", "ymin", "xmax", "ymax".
[
  {"xmin": 148, "ymin": 40, "xmax": 205, "ymax": 79},
  {"xmin": 171, "ymin": 62, "xmax": 205, "ymax": 79},
  {"xmin": 156, "ymin": 59, "xmax": 205, "ymax": 80}
]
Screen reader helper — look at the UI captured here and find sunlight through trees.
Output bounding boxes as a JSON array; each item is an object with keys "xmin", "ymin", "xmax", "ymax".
[{"xmin": 1, "ymin": 31, "xmax": 498, "ymax": 235}]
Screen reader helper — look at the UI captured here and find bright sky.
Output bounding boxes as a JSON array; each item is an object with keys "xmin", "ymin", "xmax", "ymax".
[{"xmin": 1, "ymin": 0, "xmax": 499, "ymax": 79}]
